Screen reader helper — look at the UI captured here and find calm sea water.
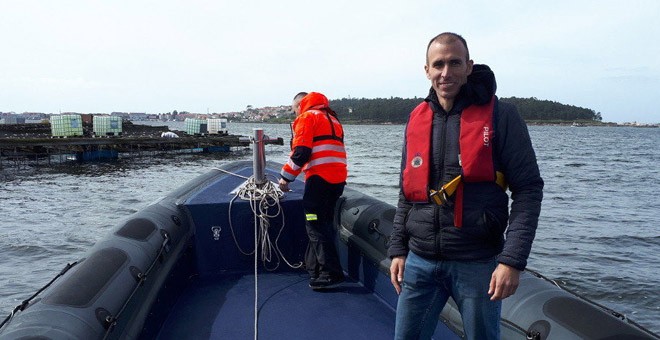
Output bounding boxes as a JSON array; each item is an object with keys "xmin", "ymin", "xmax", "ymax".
[{"xmin": 1, "ymin": 122, "xmax": 658, "ymax": 334}]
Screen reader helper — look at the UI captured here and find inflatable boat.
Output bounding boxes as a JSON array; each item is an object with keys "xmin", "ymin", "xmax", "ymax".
[{"xmin": 1, "ymin": 131, "xmax": 657, "ymax": 340}]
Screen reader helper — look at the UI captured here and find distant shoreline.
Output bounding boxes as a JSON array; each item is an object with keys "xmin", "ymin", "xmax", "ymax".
[
  {"xmin": 241, "ymin": 117, "xmax": 658, "ymax": 127},
  {"xmin": 4, "ymin": 119, "xmax": 658, "ymax": 130},
  {"xmin": 525, "ymin": 121, "xmax": 658, "ymax": 128},
  {"xmin": 260, "ymin": 120, "xmax": 659, "ymax": 128}
]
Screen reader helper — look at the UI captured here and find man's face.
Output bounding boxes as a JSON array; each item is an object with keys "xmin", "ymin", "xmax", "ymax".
[
  {"xmin": 425, "ymin": 40, "xmax": 473, "ymax": 106},
  {"xmin": 291, "ymin": 97, "xmax": 302, "ymax": 115}
]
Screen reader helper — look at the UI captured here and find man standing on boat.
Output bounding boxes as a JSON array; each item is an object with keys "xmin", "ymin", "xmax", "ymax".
[
  {"xmin": 388, "ymin": 33, "xmax": 544, "ymax": 339},
  {"xmin": 279, "ymin": 91, "xmax": 348, "ymax": 290}
]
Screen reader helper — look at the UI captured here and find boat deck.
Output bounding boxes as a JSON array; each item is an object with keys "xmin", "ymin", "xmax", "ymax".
[{"xmin": 156, "ymin": 271, "xmax": 397, "ymax": 339}]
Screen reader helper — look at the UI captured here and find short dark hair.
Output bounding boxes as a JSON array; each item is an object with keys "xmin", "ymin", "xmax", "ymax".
[
  {"xmin": 293, "ymin": 92, "xmax": 308, "ymax": 100},
  {"xmin": 426, "ymin": 32, "xmax": 470, "ymax": 63}
]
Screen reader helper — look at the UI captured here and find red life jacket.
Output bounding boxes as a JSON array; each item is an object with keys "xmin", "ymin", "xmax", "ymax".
[{"xmin": 402, "ymin": 96, "xmax": 497, "ymax": 227}]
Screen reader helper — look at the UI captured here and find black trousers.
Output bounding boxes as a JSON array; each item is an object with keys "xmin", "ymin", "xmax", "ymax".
[{"xmin": 302, "ymin": 175, "xmax": 345, "ymax": 279}]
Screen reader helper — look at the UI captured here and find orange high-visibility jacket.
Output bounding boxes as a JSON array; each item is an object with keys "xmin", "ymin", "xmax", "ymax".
[{"xmin": 280, "ymin": 92, "xmax": 347, "ymax": 184}]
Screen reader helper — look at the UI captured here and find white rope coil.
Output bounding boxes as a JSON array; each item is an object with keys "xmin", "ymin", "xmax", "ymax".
[
  {"xmin": 227, "ymin": 175, "xmax": 303, "ymax": 270},
  {"xmin": 214, "ymin": 168, "xmax": 304, "ymax": 340}
]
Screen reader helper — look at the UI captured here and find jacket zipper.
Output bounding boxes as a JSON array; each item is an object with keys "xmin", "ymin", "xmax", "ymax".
[{"xmin": 436, "ymin": 112, "xmax": 449, "ymax": 258}]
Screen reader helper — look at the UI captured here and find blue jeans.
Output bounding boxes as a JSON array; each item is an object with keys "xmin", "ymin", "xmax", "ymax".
[{"xmin": 394, "ymin": 251, "xmax": 501, "ymax": 340}]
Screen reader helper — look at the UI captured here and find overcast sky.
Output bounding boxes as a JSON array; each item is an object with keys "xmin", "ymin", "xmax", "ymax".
[{"xmin": 2, "ymin": 1, "xmax": 659, "ymax": 123}]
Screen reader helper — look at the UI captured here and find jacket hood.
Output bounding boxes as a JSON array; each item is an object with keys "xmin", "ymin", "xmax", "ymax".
[
  {"xmin": 465, "ymin": 64, "xmax": 497, "ymax": 105},
  {"xmin": 426, "ymin": 63, "xmax": 497, "ymax": 108},
  {"xmin": 299, "ymin": 92, "xmax": 330, "ymax": 114}
]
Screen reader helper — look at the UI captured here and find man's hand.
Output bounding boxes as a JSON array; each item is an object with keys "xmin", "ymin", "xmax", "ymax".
[
  {"xmin": 488, "ymin": 263, "xmax": 521, "ymax": 301},
  {"xmin": 390, "ymin": 256, "xmax": 406, "ymax": 295},
  {"xmin": 278, "ymin": 178, "xmax": 290, "ymax": 192}
]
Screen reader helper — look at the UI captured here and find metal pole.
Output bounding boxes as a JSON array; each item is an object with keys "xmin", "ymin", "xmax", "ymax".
[{"xmin": 252, "ymin": 128, "xmax": 266, "ymax": 186}]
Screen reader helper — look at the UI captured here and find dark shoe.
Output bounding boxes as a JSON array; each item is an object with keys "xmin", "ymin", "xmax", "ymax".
[{"xmin": 309, "ymin": 275, "xmax": 345, "ymax": 290}]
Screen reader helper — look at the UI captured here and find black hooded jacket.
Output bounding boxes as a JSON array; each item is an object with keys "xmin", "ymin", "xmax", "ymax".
[{"xmin": 387, "ymin": 64, "xmax": 544, "ymax": 270}]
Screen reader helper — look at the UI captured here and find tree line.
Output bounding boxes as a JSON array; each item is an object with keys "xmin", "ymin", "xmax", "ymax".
[{"xmin": 321, "ymin": 96, "xmax": 601, "ymax": 124}]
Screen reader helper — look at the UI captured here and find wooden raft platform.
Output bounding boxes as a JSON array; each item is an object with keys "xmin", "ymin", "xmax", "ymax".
[{"xmin": 0, "ymin": 134, "xmax": 283, "ymax": 165}]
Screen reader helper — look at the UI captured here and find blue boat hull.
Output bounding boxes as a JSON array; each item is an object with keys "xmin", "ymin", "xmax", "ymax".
[{"xmin": 0, "ymin": 161, "xmax": 656, "ymax": 339}]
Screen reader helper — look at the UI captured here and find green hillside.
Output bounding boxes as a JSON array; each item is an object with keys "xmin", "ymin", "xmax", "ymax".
[{"xmin": 316, "ymin": 96, "xmax": 602, "ymax": 124}]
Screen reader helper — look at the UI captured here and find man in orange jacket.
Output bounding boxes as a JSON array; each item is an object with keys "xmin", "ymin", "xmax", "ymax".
[{"xmin": 279, "ymin": 91, "xmax": 348, "ymax": 290}]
